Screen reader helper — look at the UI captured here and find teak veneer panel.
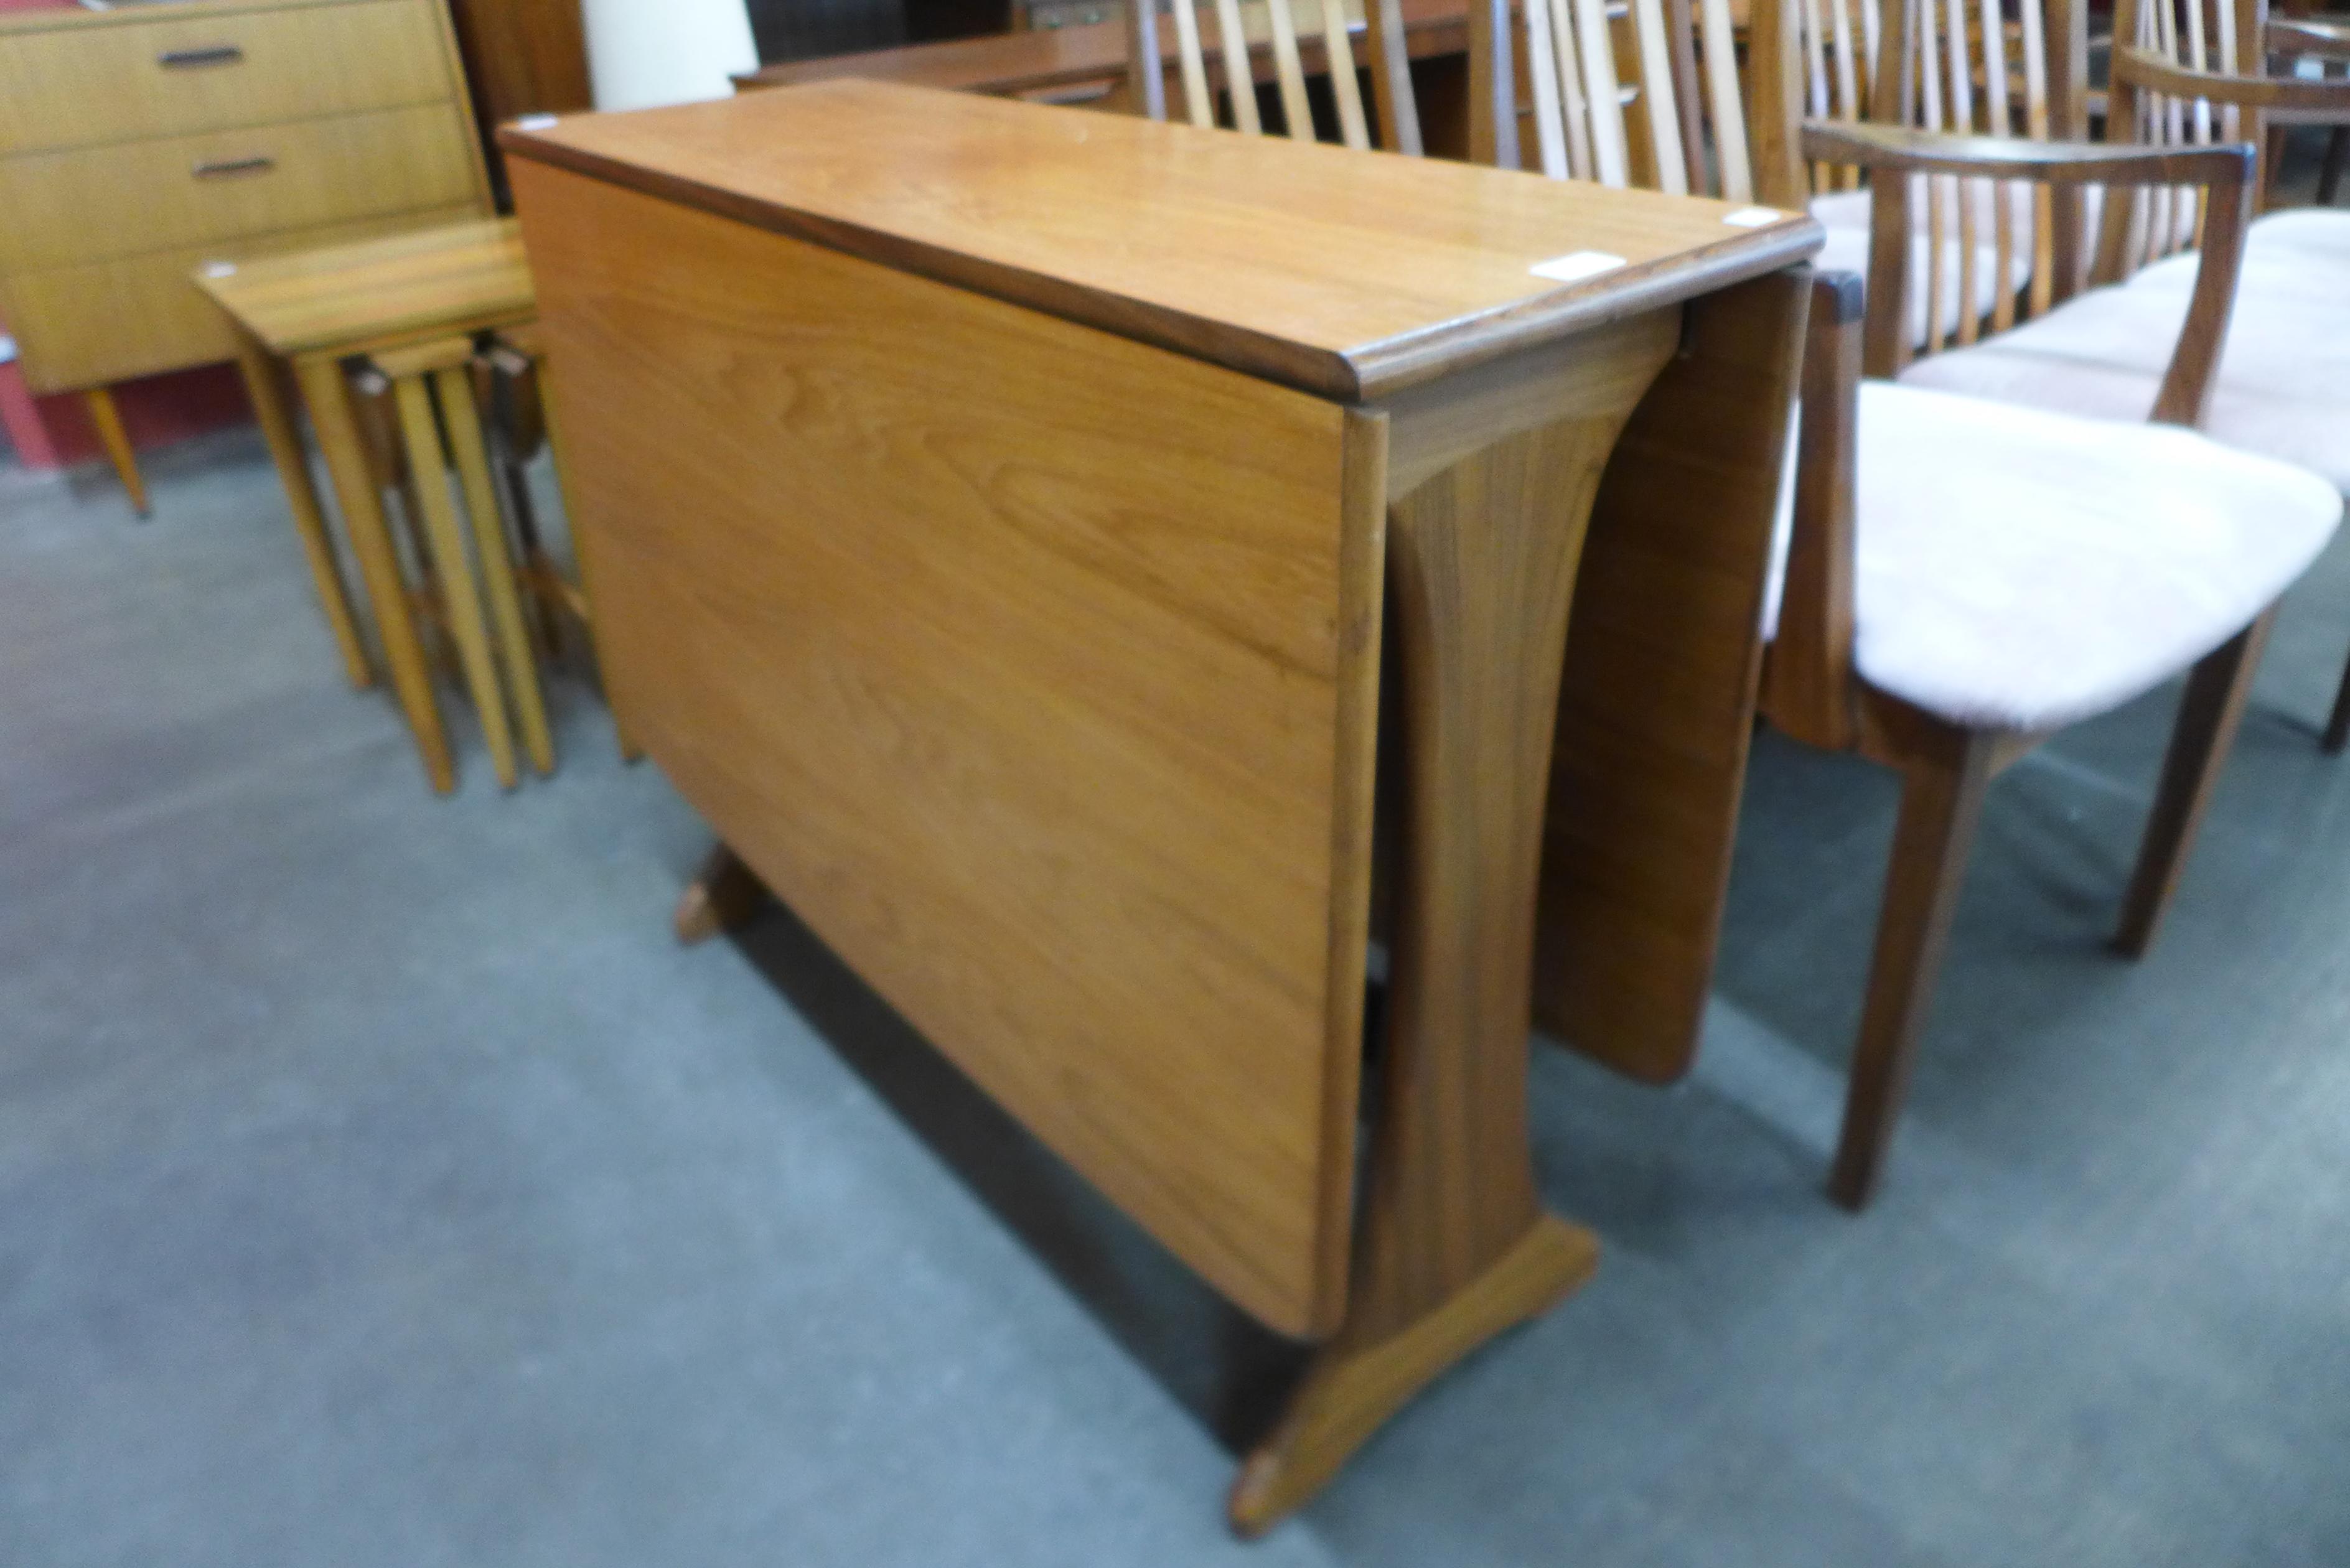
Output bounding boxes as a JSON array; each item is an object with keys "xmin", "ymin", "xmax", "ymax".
[
  {"xmin": 510, "ymin": 159, "xmax": 1382, "ymax": 1338},
  {"xmin": 499, "ymin": 80, "xmax": 1819, "ymax": 402}
]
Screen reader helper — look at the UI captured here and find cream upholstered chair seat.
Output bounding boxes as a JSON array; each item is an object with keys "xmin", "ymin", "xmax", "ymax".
[
  {"xmin": 1898, "ymin": 278, "xmax": 2350, "ymax": 488},
  {"xmin": 1764, "ymin": 382, "xmax": 2341, "ymax": 731},
  {"xmin": 2247, "ymin": 207, "xmax": 2350, "ymax": 263}
]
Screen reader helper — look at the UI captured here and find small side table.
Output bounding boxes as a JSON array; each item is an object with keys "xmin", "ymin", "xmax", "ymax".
[{"xmin": 195, "ymin": 221, "xmax": 536, "ymax": 793}]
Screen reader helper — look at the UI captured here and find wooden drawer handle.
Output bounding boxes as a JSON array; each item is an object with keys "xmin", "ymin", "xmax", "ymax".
[
  {"xmin": 158, "ymin": 45, "xmax": 247, "ymax": 69},
  {"xmin": 192, "ymin": 156, "xmax": 276, "ymax": 180}
]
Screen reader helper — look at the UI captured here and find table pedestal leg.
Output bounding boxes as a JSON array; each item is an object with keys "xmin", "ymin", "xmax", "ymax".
[
  {"xmin": 676, "ymin": 842, "xmax": 771, "ymax": 943},
  {"xmin": 1230, "ymin": 396, "xmax": 1655, "ymax": 1536}
]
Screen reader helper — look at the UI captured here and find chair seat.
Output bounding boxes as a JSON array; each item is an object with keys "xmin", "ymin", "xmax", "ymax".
[
  {"xmin": 1771, "ymin": 383, "xmax": 2340, "ymax": 732},
  {"xmin": 1897, "ymin": 279, "xmax": 2350, "ymax": 488},
  {"xmin": 2247, "ymin": 207, "xmax": 2350, "ymax": 264}
]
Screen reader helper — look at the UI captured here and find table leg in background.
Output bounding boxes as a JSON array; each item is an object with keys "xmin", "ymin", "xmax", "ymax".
[
  {"xmin": 234, "ymin": 332, "xmax": 373, "ymax": 689},
  {"xmin": 295, "ymin": 352, "xmax": 456, "ymax": 794}
]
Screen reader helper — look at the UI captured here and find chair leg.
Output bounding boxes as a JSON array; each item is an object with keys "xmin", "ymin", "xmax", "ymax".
[
  {"xmin": 2323, "ymin": 636, "xmax": 2350, "ymax": 755},
  {"xmin": 2320, "ymin": 127, "xmax": 2348, "ymax": 208},
  {"xmin": 81, "ymin": 388, "xmax": 149, "ymax": 518},
  {"xmin": 2115, "ymin": 612, "xmax": 2275, "ymax": 958},
  {"xmin": 1829, "ymin": 731, "xmax": 1996, "ymax": 1211}
]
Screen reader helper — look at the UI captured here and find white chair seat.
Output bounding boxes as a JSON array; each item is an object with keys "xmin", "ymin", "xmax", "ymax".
[
  {"xmin": 1898, "ymin": 280, "xmax": 2350, "ymax": 488},
  {"xmin": 2247, "ymin": 207, "xmax": 2350, "ymax": 264},
  {"xmin": 1769, "ymin": 383, "xmax": 2341, "ymax": 732}
]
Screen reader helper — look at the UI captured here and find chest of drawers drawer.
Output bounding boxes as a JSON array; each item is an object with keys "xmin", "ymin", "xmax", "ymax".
[
  {"xmin": 0, "ymin": 1, "xmax": 454, "ymax": 157},
  {"xmin": 0, "ymin": 203, "xmax": 481, "ymax": 393},
  {"xmin": 0, "ymin": 105, "xmax": 479, "ymax": 274}
]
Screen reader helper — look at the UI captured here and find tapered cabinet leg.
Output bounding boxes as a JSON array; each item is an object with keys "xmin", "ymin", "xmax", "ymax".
[
  {"xmin": 82, "ymin": 387, "xmax": 149, "ymax": 518},
  {"xmin": 1829, "ymin": 727, "xmax": 1995, "ymax": 1211},
  {"xmin": 233, "ymin": 336, "xmax": 372, "ymax": 689},
  {"xmin": 296, "ymin": 353, "xmax": 456, "ymax": 793},
  {"xmin": 2115, "ymin": 610, "xmax": 2275, "ymax": 956},
  {"xmin": 1231, "ymin": 403, "xmax": 1644, "ymax": 1536},
  {"xmin": 675, "ymin": 843, "xmax": 770, "ymax": 944}
]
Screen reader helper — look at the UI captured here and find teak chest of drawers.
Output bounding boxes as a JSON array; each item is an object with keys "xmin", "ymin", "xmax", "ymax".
[{"xmin": 0, "ymin": 0, "xmax": 490, "ymax": 510}]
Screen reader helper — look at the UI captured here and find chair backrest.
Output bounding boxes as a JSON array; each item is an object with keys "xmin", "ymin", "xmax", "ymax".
[
  {"xmin": 1514, "ymin": 0, "xmax": 1748, "ymax": 195},
  {"xmin": 2098, "ymin": 0, "xmax": 2266, "ymax": 277},
  {"xmin": 1743, "ymin": 0, "xmax": 2124, "ymax": 351},
  {"xmin": 1125, "ymin": 0, "xmax": 1421, "ymax": 153},
  {"xmin": 1467, "ymin": 0, "xmax": 1755, "ymax": 197}
]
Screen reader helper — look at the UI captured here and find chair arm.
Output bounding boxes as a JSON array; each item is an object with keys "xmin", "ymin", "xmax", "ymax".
[
  {"xmin": 1761, "ymin": 269, "xmax": 1863, "ymax": 754},
  {"xmin": 2114, "ymin": 45, "xmax": 2350, "ymax": 110},
  {"xmin": 1807, "ymin": 120, "xmax": 2252, "ymax": 427},
  {"xmin": 2268, "ymin": 17, "xmax": 2350, "ymax": 61},
  {"xmin": 1800, "ymin": 120, "xmax": 2254, "ymax": 189}
]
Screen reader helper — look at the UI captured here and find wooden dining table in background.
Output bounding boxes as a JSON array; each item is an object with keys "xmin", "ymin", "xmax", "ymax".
[{"xmin": 502, "ymin": 80, "xmax": 1815, "ymax": 1529}]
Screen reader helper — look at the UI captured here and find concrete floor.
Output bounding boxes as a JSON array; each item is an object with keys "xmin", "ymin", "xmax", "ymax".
[{"xmin": 2, "ymin": 419, "xmax": 2347, "ymax": 1567}]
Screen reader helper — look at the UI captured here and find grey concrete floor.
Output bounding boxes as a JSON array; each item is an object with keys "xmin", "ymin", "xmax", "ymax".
[{"xmin": 2, "ymin": 423, "xmax": 2347, "ymax": 1568}]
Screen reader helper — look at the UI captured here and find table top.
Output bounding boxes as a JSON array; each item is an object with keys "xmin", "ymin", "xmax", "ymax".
[
  {"xmin": 194, "ymin": 218, "xmax": 533, "ymax": 358},
  {"xmin": 501, "ymin": 82, "xmax": 1819, "ymax": 401}
]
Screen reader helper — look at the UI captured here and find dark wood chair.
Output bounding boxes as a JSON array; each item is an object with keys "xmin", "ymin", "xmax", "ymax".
[
  {"xmin": 1493, "ymin": 0, "xmax": 2345, "ymax": 1208},
  {"xmin": 1883, "ymin": 0, "xmax": 2350, "ymax": 750}
]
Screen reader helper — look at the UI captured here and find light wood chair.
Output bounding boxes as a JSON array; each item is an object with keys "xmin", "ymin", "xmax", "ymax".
[
  {"xmin": 356, "ymin": 336, "xmax": 556, "ymax": 790},
  {"xmin": 1125, "ymin": 0, "xmax": 1422, "ymax": 150},
  {"xmin": 1489, "ymin": 0, "xmax": 2344, "ymax": 1206}
]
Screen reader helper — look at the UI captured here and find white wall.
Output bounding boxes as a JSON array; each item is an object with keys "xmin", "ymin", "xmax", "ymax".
[{"xmin": 580, "ymin": 0, "xmax": 761, "ymax": 113}]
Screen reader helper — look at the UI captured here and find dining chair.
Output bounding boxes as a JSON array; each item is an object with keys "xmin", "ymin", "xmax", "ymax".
[
  {"xmin": 1886, "ymin": 0, "xmax": 2350, "ymax": 749},
  {"xmin": 2262, "ymin": 6, "xmax": 2350, "ymax": 208},
  {"xmin": 1125, "ymin": 0, "xmax": 1422, "ymax": 149},
  {"xmin": 1488, "ymin": 0, "xmax": 2344, "ymax": 1206}
]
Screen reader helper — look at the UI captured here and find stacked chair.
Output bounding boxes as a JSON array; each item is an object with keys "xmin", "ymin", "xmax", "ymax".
[
  {"xmin": 1883, "ymin": 0, "xmax": 2350, "ymax": 747},
  {"xmin": 1475, "ymin": 0, "xmax": 2343, "ymax": 1206}
]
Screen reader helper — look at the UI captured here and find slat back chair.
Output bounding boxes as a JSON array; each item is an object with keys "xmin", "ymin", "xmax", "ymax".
[
  {"xmin": 1490, "ymin": 0, "xmax": 2346, "ymax": 1215},
  {"xmin": 2095, "ymin": 0, "xmax": 2264, "ymax": 281},
  {"xmin": 1125, "ymin": 0, "xmax": 1421, "ymax": 152},
  {"xmin": 1510, "ymin": 0, "xmax": 1753, "ymax": 197}
]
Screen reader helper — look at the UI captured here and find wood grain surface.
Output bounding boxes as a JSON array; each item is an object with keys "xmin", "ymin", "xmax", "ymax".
[
  {"xmin": 195, "ymin": 217, "xmax": 531, "ymax": 356},
  {"xmin": 1532, "ymin": 269, "xmax": 1810, "ymax": 1083},
  {"xmin": 500, "ymin": 80, "xmax": 1820, "ymax": 401},
  {"xmin": 511, "ymin": 159, "xmax": 1383, "ymax": 1338}
]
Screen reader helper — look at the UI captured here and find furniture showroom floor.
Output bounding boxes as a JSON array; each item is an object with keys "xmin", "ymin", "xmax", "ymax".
[{"xmin": 4, "ymin": 426, "xmax": 2346, "ymax": 1567}]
